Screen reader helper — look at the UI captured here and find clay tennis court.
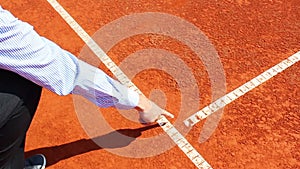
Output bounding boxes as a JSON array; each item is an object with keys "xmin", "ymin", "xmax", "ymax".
[{"xmin": 1, "ymin": 0, "xmax": 299, "ymax": 168}]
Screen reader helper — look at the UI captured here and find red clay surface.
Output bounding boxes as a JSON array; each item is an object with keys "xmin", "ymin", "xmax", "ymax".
[{"xmin": 1, "ymin": 0, "xmax": 299, "ymax": 168}]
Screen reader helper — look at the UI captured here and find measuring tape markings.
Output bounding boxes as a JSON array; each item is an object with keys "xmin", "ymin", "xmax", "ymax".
[
  {"xmin": 157, "ymin": 117, "xmax": 212, "ymax": 168},
  {"xmin": 184, "ymin": 51, "xmax": 300, "ymax": 127},
  {"xmin": 46, "ymin": 0, "xmax": 212, "ymax": 168}
]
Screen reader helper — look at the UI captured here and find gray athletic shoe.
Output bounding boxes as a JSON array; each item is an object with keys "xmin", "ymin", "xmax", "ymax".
[{"xmin": 24, "ymin": 154, "xmax": 46, "ymax": 169}]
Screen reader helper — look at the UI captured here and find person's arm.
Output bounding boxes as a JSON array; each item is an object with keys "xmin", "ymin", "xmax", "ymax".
[
  {"xmin": 0, "ymin": 6, "xmax": 138, "ymax": 108},
  {"xmin": 0, "ymin": 6, "xmax": 173, "ymax": 122}
]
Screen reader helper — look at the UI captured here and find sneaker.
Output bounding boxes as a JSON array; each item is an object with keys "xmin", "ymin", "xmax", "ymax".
[{"xmin": 24, "ymin": 154, "xmax": 46, "ymax": 169}]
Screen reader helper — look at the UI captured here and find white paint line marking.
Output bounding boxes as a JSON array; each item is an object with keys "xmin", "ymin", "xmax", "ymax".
[
  {"xmin": 184, "ymin": 51, "xmax": 300, "ymax": 127},
  {"xmin": 46, "ymin": 0, "xmax": 212, "ymax": 168}
]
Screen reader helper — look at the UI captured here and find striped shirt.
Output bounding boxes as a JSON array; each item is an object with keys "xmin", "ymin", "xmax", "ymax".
[{"xmin": 0, "ymin": 6, "xmax": 139, "ymax": 109}]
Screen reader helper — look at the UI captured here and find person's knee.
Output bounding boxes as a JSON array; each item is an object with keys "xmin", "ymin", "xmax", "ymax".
[{"xmin": 0, "ymin": 93, "xmax": 24, "ymax": 128}]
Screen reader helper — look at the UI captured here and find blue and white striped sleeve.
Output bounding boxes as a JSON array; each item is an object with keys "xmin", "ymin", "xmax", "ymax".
[
  {"xmin": 0, "ymin": 6, "xmax": 139, "ymax": 109},
  {"xmin": 0, "ymin": 7, "xmax": 78, "ymax": 95}
]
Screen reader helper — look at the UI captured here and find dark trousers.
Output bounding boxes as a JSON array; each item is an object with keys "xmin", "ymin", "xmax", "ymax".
[{"xmin": 0, "ymin": 70, "xmax": 42, "ymax": 169}]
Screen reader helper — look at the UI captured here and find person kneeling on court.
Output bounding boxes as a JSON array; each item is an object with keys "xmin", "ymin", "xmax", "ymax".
[{"xmin": 0, "ymin": 6, "xmax": 174, "ymax": 169}]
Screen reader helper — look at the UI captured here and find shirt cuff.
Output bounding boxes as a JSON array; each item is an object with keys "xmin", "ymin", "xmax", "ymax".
[{"xmin": 72, "ymin": 60, "xmax": 139, "ymax": 109}]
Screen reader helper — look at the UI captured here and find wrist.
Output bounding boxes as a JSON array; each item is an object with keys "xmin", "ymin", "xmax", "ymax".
[{"xmin": 135, "ymin": 95, "xmax": 151, "ymax": 112}]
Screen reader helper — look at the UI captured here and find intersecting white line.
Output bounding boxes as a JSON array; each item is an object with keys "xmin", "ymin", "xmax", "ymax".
[{"xmin": 184, "ymin": 51, "xmax": 300, "ymax": 127}]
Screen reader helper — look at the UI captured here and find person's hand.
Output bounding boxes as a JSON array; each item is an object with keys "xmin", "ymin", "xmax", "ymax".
[{"xmin": 135, "ymin": 95, "xmax": 174, "ymax": 124}]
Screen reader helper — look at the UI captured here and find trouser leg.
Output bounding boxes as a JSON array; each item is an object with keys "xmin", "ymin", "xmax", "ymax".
[
  {"xmin": 0, "ymin": 70, "xmax": 42, "ymax": 169},
  {"xmin": 0, "ymin": 94, "xmax": 32, "ymax": 169}
]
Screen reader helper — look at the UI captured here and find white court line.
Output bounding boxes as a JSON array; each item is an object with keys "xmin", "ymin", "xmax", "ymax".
[
  {"xmin": 184, "ymin": 51, "xmax": 300, "ymax": 127},
  {"xmin": 46, "ymin": 0, "xmax": 212, "ymax": 168}
]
